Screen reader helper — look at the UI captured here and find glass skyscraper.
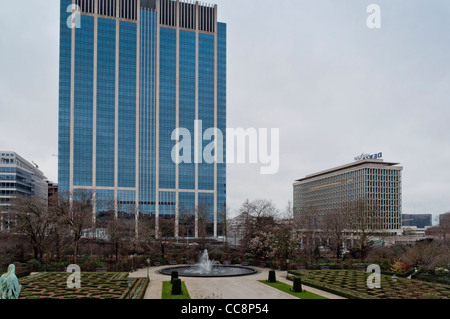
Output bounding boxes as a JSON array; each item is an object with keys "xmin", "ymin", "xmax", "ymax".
[{"xmin": 58, "ymin": 0, "xmax": 226, "ymax": 238}]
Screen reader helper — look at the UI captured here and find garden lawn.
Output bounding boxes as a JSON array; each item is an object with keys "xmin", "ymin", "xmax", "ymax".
[
  {"xmin": 19, "ymin": 272, "xmax": 148, "ymax": 299},
  {"xmin": 162, "ymin": 281, "xmax": 191, "ymax": 299},
  {"xmin": 290, "ymin": 270, "xmax": 450, "ymax": 299},
  {"xmin": 259, "ymin": 280, "xmax": 328, "ymax": 299}
]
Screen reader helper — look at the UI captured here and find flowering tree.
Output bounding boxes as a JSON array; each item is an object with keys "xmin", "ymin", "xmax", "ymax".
[{"xmin": 249, "ymin": 231, "xmax": 276, "ymax": 260}]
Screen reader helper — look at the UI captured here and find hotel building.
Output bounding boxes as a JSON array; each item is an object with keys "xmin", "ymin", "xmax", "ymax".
[{"xmin": 293, "ymin": 158, "xmax": 403, "ymax": 233}]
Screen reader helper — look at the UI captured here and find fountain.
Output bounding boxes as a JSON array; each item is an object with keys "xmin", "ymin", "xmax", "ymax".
[
  {"xmin": 188, "ymin": 250, "xmax": 222, "ymax": 274},
  {"xmin": 160, "ymin": 249, "xmax": 257, "ymax": 278}
]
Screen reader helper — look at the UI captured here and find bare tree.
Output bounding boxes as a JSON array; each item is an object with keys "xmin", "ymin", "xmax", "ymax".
[
  {"xmin": 272, "ymin": 221, "xmax": 301, "ymax": 267},
  {"xmin": 54, "ymin": 191, "xmax": 94, "ymax": 264},
  {"xmin": 106, "ymin": 212, "xmax": 135, "ymax": 263},
  {"xmin": 158, "ymin": 217, "xmax": 175, "ymax": 259},
  {"xmin": 246, "ymin": 202, "xmax": 300, "ymax": 265},
  {"xmin": 270, "ymin": 201, "xmax": 301, "ymax": 266},
  {"xmin": 281, "ymin": 201, "xmax": 294, "ymax": 220},
  {"xmin": 237, "ymin": 199, "xmax": 278, "ymax": 251},
  {"xmin": 345, "ymin": 198, "xmax": 381, "ymax": 261},
  {"xmin": 217, "ymin": 205, "xmax": 229, "ymax": 245},
  {"xmin": 10, "ymin": 196, "xmax": 57, "ymax": 261},
  {"xmin": 320, "ymin": 209, "xmax": 348, "ymax": 259},
  {"xmin": 247, "ymin": 199, "xmax": 278, "ymax": 219},
  {"xmin": 402, "ymin": 239, "xmax": 450, "ymax": 270},
  {"xmin": 296, "ymin": 205, "xmax": 321, "ymax": 265},
  {"xmin": 178, "ymin": 204, "xmax": 195, "ymax": 243},
  {"xmin": 135, "ymin": 216, "xmax": 157, "ymax": 255},
  {"xmin": 196, "ymin": 201, "xmax": 211, "ymax": 248},
  {"xmin": 48, "ymin": 195, "xmax": 72, "ymax": 262}
]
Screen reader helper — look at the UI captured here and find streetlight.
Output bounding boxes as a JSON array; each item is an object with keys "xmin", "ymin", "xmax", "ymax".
[
  {"xmin": 286, "ymin": 259, "xmax": 290, "ymax": 279},
  {"xmin": 127, "ymin": 279, "xmax": 133, "ymax": 299},
  {"xmin": 146, "ymin": 258, "xmax": 151, "ymax": 279},
  {"xmin": 391, "ymin": 274, "xmax": 398, "ymax": 283},
  {"xmin": 391, "ymin": 274, "xmax": 398, "ymax": 298}
]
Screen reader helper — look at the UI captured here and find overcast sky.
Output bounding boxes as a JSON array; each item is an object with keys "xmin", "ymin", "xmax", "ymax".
[{"xmin": 1, "ymin": 0, "xmax": 449, "ymax": 222}]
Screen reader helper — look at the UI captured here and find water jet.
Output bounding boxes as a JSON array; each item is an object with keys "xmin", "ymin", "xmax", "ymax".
[{"xmin": 160, "ymin": 249, "xmax": 257, "ymax": 278}]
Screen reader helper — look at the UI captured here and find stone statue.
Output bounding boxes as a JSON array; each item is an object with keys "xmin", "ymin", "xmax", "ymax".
[{"xmin": 0, "ymin": 264, "xmax": 22, "ymax": 299}]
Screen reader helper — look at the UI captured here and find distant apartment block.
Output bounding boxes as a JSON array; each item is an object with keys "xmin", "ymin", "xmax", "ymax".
[
  {"xmin": 439, "ymin": 212, "xmax": 450, "ymax": 226},
  {"xmin": 47, "ymin": 181, "xmax": 58, "ymax": 201},
  {"xmin": 0, "ymin": 151, "xmax": 48, "ymax": 231},
  {"xmin": 402, "ymin": 214, "xmax": 432, "ymax": 229}
]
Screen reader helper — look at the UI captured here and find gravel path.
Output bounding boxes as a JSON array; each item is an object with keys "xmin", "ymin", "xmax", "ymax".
[{"xmin": 128, "ymin": 266, "xmax": 345, "ymax": 299}]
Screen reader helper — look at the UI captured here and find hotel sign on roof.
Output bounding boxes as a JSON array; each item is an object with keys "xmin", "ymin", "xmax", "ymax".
[{"xmin": 354, "ymin": 152, "xmax": 383, "ymax": 161}]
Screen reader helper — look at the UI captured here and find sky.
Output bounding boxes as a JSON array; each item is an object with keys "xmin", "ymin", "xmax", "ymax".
[{"xmin": 0, "ymin": 0, "xmax": 449, "ymax": 222}]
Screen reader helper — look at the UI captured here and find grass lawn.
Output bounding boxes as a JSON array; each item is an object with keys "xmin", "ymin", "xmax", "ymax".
[
  {"xmin": 162, "ymin": 281, "xmax": 191, "ymax": 299},
  {"xmin": 259, "ymin": 280, "xmax": 328, "ymax": 299}
]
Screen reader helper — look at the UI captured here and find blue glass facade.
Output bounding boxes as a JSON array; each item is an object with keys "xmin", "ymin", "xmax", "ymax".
[
  {"xmin": 58, "ymin": 0, "xmax": 72, "ymax": 193},
  {"xmin": 198, "ymin": 33, "xmax": 215, "ymax": 191},
  {"xmin": 179, "ymin": 30, "xmax": 196, "ymax": 191},
  {"xmin": 139, "ymin": 9, "xmax": 157, "ymax": 216},
  {"xmin": 159, "ymin": 27, "xmax": 177, "ymax": 191},
  {"xmin": 217, "ymin": 22, "xmax": 227, "ymax": 235},
  {"xmin": 96, "ymin": 18, "xmax": 116, "ymax": 188},
  {"xmin": 58, "ymin": 0, "xmax": 226, "ymax": 237},
  {"xmin": 73, "ymin": 15, "xmax": 94, "ymax": 187},
  {"xmin": 118, "ymin": 21, "xmax": 137, "ymax": 189}
]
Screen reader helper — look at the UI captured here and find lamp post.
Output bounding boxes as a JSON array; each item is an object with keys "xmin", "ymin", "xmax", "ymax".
[
  {"xmin": 127, "ymin": 279, "xmax": 133, "ymax": 299},
  {"xmin": 286, "ymin": 259, "xmax": 290, "ymax": 279},
  {"xmin": 146, "ymin": 258, "xmax": 151, "ymax": 279},
  {"xmin": 392, "ymin": 274, "xmax": 398, "ymax": 283},
  {"xmin": 391, "ymin": 274, "xmax": 398, "ymax": 298}
]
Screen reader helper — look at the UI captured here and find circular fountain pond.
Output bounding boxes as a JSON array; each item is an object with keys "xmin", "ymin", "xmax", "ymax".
[{"xmin": 160, "ymin": 250, "xmax": 257, "ymax": 278}]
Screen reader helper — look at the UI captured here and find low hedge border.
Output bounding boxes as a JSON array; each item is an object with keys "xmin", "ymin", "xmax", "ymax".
[{"xmin": 287, "ymin": 272, "xmax": 374, "ymax": 299}]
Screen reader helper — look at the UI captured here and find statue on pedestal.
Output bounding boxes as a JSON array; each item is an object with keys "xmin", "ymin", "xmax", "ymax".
[{"xmin": 0, "ymin": 264, "xmax": 22, "ymax": 299}]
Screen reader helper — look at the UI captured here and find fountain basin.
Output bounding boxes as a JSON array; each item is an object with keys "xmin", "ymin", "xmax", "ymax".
[{"xmin": 160, "ymin": 265, "xmax": 257, "ymax": 278}]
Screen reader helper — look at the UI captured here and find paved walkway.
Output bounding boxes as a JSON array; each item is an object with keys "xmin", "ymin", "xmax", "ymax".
[{"xmin": 128, "ymin": 266, "xmax": 345, "ymax": 300}]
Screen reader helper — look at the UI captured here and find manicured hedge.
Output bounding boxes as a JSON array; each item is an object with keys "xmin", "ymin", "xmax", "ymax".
[
  {"xmin": 19, "ymin": 272, "xmax": 149, "ymax": 299},
  {"xmin": 289, "ymin": 270, "xmax": 450, "ymax": 299}
]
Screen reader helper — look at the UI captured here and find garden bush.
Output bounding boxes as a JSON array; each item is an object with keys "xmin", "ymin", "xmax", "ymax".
[
  {"xmin": 293, "ymin": 276, "xmax": 302, "ymax": 293},
  {"xmin": 25, "ymin": 259, "xmax": 42, "ymax": 272},
  {"xmin": 171, "ymin": 271, "xmax": 179, "ymax": 284},
  {"xmin": 17, "ymin": 270, "xmax": 31, "ymax": 278},
  {"xmin": 412, "ymin": 270, "xmax": 450, "ymax": 285},
  {"xmin": 268, "ymin": 270, "xmax": 276, "ymax": 283},
  {"xmin": 171, "ymin": 278, "xmax": 183, "ymax": 295}
]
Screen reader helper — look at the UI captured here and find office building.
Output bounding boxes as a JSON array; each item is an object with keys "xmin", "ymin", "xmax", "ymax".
[
  {"xmin": 293, "ymin": 158, "xmax": 403, "ymax": 233},
  {"xmin": 402, "ymin": 214, "xmax": 432, "ymax": 229},
  {"xmin": 439, "ymin": 212, "xmax": 450, "ymax": 226},
  {"xmin": 0, "ymin": 151, "xmax": 48, "ymax": 231},
  {"xmin": 58, "ymin": 0, "xmax": 227, "ymax": 238},
  {"xmin": 47, "ymin": 181, "xmax": 59, "ymax": 202}
]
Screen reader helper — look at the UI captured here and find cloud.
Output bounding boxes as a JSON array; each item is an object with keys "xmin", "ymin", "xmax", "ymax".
[{"xmin": 1, "ymin": 0, "xmax": 449, "ymax": 219}]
